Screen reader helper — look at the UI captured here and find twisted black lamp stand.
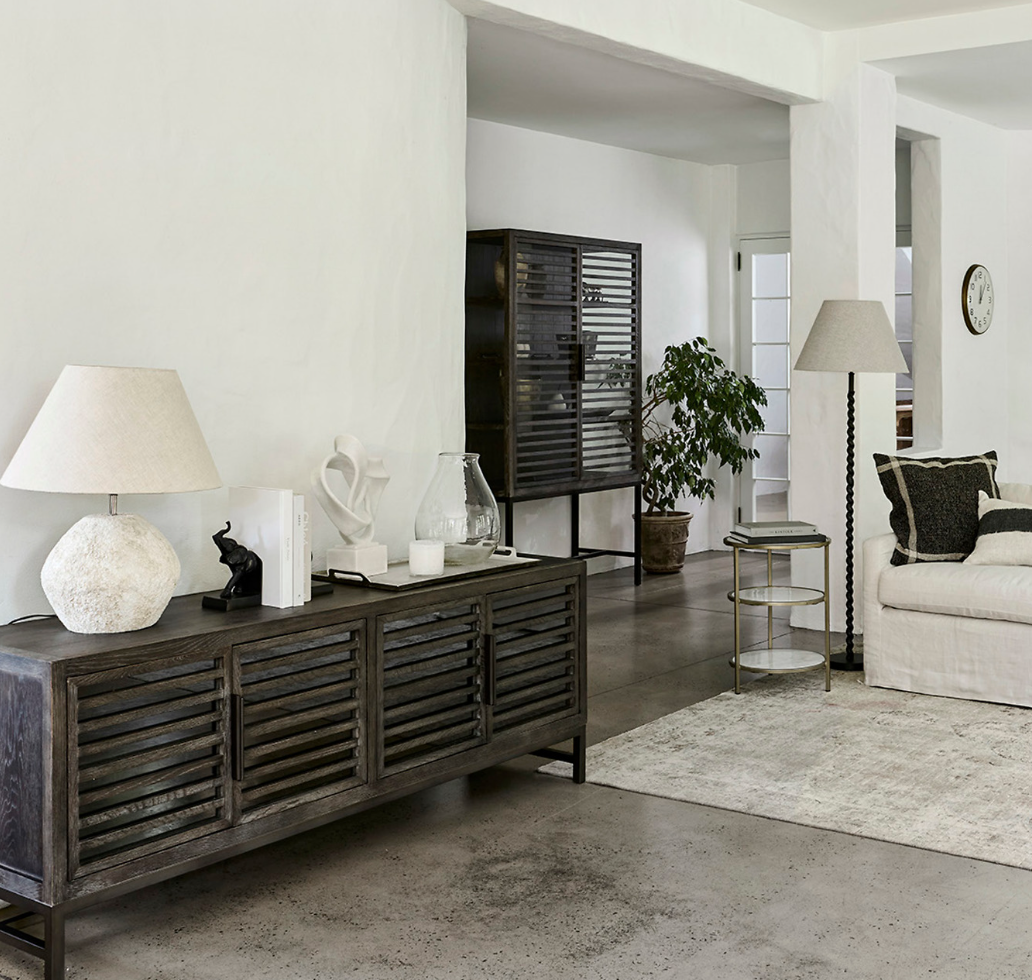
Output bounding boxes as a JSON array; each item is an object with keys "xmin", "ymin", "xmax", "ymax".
[{"xmin": 832, "ymin": 370, "xmax": 862, "ymax": 671}]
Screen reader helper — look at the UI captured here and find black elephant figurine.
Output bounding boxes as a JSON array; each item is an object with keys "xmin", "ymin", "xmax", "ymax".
[{"xmin": 212, "ymin": 522, "xmax": 262, "ymax": 600}]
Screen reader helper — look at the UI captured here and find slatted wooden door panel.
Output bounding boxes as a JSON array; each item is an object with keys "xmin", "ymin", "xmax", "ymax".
[
  {"xmin": 580, "ymin": 245, "xmax": 640, "ymax": 481},
  {"xmin": 511, "ymin": 240, "xmax": 580, "ymax": 492},
  {"xmin": 233, "ymin": 621, "xmax": 364, "ymax": 820},
  {"xmin": 68, "ymin": 653, "xmax": 230, "ymax": 879},
  {"xmin": 487, "ymin": 577, "xmax": 580, "ymax": 736},
  {"xmin": 377, "ymin": 601, "xmax": 486, "ymax": 778}
]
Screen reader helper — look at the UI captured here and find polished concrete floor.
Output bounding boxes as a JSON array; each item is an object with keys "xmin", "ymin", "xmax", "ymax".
[{"xmin": 4, "ymin": 551, "xmax": 1032, "ymax": 979}]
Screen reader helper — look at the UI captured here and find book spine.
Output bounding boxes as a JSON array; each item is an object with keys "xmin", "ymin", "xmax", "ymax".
[
  {"xmin": 303, "ymin": 509, "xmax": 312, "ymax": 603},
  {"xmin": 729, "ymin": 534, "xmax": 826, "ymax": 545},
  {"xmin": 280, "ymin": 493, "xmax": 294, "ymax": 609},
  {"xmin": 293, "ymin": 494, "xmax": 305, "ymax": 606},
  {"xmin": 734, "ymin": 525, "xmax": 817, "ymax": 537}
]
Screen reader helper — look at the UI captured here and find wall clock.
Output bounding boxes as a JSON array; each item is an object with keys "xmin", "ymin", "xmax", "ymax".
[{"xmin": 962, "ymin": 264, "xmax": 994, "ymax": 335}]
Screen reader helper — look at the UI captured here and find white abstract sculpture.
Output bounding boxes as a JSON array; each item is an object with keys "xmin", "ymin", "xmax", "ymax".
[{"xmin": 312, "ymin": 434, "xmax": 390, "ymax": 576}]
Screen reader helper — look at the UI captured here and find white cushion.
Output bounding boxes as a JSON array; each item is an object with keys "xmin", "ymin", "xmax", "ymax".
[
  {"xmin": 879, "ymin": 560, "xmax": 1032, "ymax": 626},
  {"xmin": 965, "ymin": 491, "xmax": 1032, "ymax": 566}
]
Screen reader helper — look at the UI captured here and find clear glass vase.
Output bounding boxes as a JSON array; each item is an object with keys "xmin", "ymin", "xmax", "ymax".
[{"xmin": 414, "ymin": 453, "xmax": 500, "ymax": 565}]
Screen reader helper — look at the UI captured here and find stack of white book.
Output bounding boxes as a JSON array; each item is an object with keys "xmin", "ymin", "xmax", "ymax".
[
  {"xmin": 727, "ymin": 520, "xmax": 824, "ymax": 544},
  {"xmin": 228, "ymin": 486, "xmax": 312, "ymax": 608}
]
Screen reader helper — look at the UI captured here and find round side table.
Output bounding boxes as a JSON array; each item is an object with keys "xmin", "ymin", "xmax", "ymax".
[{"xmin": 723, "ymin": 536, "xmax": 831, "ymax": 695}]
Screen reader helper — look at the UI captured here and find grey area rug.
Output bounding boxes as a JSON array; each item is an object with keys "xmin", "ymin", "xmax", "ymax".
[{"xmin": 542, "ymin": 674, "xmax": 1032, "ymax": 869}]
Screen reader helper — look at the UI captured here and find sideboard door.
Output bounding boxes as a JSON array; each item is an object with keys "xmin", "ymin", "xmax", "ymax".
[
  {"xmin": 485, "ymin": 576, "xmax": 582, "ymax": 739},
  {"xmin": 375, "ymin": 599, "xmax": 487, "ymax": 779},
  {"xmin": 231, "ymin": 620, "xmax": 366, "ymax": 821},
  {"xmin": 67, "ymin": 650, "xmax": 232, "ymax": 880}
]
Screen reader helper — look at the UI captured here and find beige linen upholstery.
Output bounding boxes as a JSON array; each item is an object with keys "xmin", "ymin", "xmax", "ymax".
[
  {"xmin": 864, "ymin": 530, "xmax": 1032, "ymax": 707},
  {"xmin": 879, "ymin": 561, "xmax": 1032, "ymax": 625}
]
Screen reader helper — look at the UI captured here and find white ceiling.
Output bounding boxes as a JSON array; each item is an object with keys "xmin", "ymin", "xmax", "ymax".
[
  {"xmin": 466, "ymin": 19, "xmax": 790, "ymax": 165},
  {"xmin": 466, "ymin": 4, "xmax": 1032, "ymax": 167},
  {"xmin": 875, "ymin": 39, "xmax": 1032, "ymax": 128},
  {"xmin": 739, "ymin": 0, "xmax": 1032, "ymax": 31}
]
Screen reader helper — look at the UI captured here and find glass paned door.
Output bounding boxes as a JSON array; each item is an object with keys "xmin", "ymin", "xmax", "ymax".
[
  {"xmin": 895, "ymin": 246, "xmax": 914, "ymax": 450},
  {"xmin": 738, "ymin": 239, "xmax": 791, "ymax": 523}
]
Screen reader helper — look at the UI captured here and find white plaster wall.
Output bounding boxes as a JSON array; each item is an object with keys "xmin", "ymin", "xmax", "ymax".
[
  {"xmin": 1007, "ymin": 131, "xmax": 1032, "ymax": 483},
  {"xmin": 736, "ymin": 159, "xmax": 791, "ymax": 237},
  {"xmin": 0, "ymin": 0, "xmax": 468, "ymax": 623},
  {"xmin": 896, "ymin": 96, "xmax": 1011, "ymax": 471},
  {"xmin": 465, "ymin": 119, "xmax": 724, "ymax": 560}
]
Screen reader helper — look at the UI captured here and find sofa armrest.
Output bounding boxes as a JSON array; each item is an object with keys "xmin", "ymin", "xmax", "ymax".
[
  {"xmin": 861, "ymin": 534, "xmax": 897, "ymax": 676},
  {"xmin": 863, "ymin": 533, "xmax": 896, "ymax": 610}
]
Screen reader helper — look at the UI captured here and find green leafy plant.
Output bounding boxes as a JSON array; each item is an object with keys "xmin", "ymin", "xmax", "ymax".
[{"xmin": 642, "ymin": 338, "xmax": 767, "ymax": 514}]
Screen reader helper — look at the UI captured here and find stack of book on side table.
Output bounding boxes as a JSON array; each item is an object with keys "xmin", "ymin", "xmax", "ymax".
[{"xmin": 727, "ymin": 520, "xmax": 827, "ymax": 545}]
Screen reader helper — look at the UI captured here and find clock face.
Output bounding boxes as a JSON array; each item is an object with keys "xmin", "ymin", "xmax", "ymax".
[{"xmin": 963, "ymin": 264, "xmax": 994, "ymax": 335}]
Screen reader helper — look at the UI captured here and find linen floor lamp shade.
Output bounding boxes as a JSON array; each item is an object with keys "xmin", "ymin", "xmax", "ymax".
[
  {"xmin": 794, "ymin": 300, "xmax": 907, "ymax": 669},
  {"xmin": 1, "ymin": 365, "xmax": 221, "ymax": 633}
]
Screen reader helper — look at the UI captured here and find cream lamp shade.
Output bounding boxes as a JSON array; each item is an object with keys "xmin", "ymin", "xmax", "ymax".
[
  {"xmin": 2, "ymin": 365, "xmax": 220, "ymax": 494},
  {"xmin": 794, "ymin": 300, "xmax": 908, "ymax": 375},
  {"xmin": 1, "ymin": 366, "xmax": 221, "ymax": 634}
]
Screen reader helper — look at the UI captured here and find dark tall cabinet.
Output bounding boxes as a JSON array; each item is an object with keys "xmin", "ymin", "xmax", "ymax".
[{"xmin": 465, "ymin": 229, "xmax": 642, "ymax": 579}]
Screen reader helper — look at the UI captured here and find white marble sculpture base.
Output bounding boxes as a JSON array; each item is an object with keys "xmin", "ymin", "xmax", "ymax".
[{"xmin": 326, "ymin": 543, "xmax": 388, "ymax": 577}]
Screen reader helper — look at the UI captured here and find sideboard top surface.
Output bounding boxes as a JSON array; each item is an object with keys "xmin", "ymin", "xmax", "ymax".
[{"xmin": 0, "ymin": 557, "xmax": 585, "ymax": 665}]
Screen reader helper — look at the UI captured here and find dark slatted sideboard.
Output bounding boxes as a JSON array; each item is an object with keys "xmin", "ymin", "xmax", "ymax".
[{"xmin": 0, "ymin": 557, "xmax": 587, "ymax": 978}]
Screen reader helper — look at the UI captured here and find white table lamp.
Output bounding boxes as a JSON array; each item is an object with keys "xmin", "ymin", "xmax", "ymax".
[
  {"xmin": 2, "ymin": 365, "xmax": 221, "ymax": 633},
  {"xmin": 794, "ymin": 300, "xmax": 907, "ymax": 670}
]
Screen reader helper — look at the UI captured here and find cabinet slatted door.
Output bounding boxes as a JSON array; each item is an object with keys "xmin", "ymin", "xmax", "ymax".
[
  {"xmin": 465, "ymin": 229, "xmax": 641, "ymax": 502},
  {"xmin": 513, "ymin": 241, "xmax": 580, "ymax": 491},
  {"xmin": 488, "ymin": 578, "xmax": 580, "ymax": 735},
  {"xmin": 377, "ymin": 602, "xmax": 485, "ymax": 777},
  {"xmin": 234, "ymin": 622, "xmax": 364, "ymax": 819},
  {"xmin": 580, "ymin": 246, "xmax": 640, "ymax": 480},
  {"xmin": 69, "ymin": 653, "xmax": 230, "ymax": 878}
]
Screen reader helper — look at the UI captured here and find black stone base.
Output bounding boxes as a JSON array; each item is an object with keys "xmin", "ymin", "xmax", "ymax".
[{"xmin": 201, "ymin": 592, "xmax": 262, "ymax": 611}]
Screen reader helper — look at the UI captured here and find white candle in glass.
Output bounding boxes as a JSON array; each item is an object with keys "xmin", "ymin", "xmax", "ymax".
[{"xmin": 409, "ymin": 539, "xmax": 445, "ymax": 575}]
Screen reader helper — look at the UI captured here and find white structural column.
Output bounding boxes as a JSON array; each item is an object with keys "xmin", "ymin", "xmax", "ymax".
[{"xmin": 789, "ymin": 64, "xmax": 898, "ymax": 633}]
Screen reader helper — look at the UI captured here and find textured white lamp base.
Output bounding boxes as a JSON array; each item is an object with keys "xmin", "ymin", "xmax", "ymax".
[
  {"xmin": 326, "ymin": 543, "xmax": 388, "ymax": 577},
  {"xmin": 41, "ymin": 514, "xmax": 181, "ymax": 634}
]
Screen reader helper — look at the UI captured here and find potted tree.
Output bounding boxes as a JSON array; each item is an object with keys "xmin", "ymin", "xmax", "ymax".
[{"xmin": 640, "ymin": 338, "xmax": 767, "ymax": 573}]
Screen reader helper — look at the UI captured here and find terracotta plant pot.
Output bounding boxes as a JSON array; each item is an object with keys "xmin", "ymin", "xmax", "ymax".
[{"xmin": 640, "ymin": 511, "xmax": 693, "ymax": 574}]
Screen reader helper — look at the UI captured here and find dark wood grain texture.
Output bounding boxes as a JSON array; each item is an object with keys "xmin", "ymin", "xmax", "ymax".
[{"xmin": 0, "ymin": 663, "xmax": 45, "ymax": 880}]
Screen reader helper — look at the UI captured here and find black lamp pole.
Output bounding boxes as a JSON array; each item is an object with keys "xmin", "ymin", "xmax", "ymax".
[{"xmin": 833, "ymin": 370, "xmax": 862, "ymax": 671}]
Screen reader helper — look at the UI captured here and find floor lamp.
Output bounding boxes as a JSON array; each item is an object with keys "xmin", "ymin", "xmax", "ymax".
[{"xmin": 794, "ymin": 300, "xmax": 908, "ymax": 670}]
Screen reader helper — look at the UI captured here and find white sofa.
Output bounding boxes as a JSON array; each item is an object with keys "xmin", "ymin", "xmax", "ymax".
[{"xmin": 864, "ymin": 482, "xmax": 1032, "ymax": 707}]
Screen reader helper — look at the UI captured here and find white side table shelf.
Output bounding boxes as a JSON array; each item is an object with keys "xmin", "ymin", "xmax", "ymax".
[{"xmin": 724, "ymin": 536, "xmax": 831, "ymax": 694}]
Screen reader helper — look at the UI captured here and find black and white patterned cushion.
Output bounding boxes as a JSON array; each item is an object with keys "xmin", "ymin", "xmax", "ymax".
[
  {"xmin": 873, "ymin": 451, "xmax": 1000, "ymax": 566},
  {"xmin": 964, "ymin": 491, "xmax": 1032, "ymax": 565}
]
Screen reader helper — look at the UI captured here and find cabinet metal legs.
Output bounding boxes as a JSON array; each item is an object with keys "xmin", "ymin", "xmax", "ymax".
[
  {"xmin": 501, "ymin": 489, "xmax": 643, "ymax": 585},
  {"xmin": 44, "ymin": 908, "xmax": 65, "ymax": 980},
  {"xmin": 531, "ymin": 729, "xmax": 587, "ymax": 783},
  {"xmin": 571, "ymin": 733, "xmax": 586, "ymax": 784},
  {"xmin": 0, "ymin": 898, "xmax": 65, "ymax": 980}
]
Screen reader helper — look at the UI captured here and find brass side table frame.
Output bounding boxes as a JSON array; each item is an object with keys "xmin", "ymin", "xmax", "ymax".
[{"xmin": 724, "ymin": 536, "xmax": 831, "ymax": 695}]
